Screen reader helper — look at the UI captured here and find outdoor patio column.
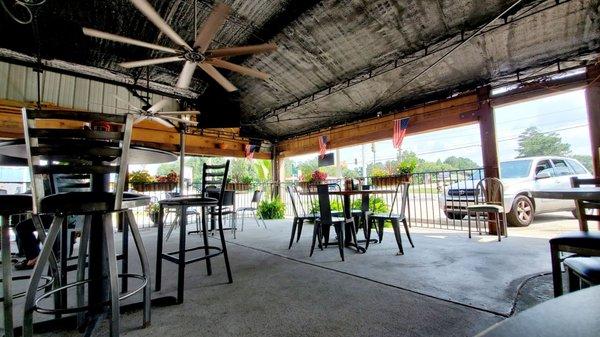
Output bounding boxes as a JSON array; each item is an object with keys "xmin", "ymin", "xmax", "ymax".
[
  {"xmin": 478, "ymin": 86, "xmax": 501, "ymax": 235},
  {"xmin": 585, "ymin": 65, "xmax": 600, "ymax": 177},
  {"xmin": 272, "ymin": 151, "xmax": 284, "ymax": 199}
]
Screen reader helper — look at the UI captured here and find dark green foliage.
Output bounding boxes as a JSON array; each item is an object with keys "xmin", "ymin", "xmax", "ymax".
[
  {"xmin": 258, "ymin": 198, "xmax": 285, "ymax": 219},
  {"xmin": 351, "ymin": 197, "xmax": 389, "ymax": 213},
  {"xmin": 516, "ymin": 127, "xmax": 571, "ymax": 158}
]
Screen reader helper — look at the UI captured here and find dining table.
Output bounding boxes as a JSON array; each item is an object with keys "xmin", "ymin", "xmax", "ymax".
[
  {"xmin": 0, "ymin": 140, "xmax": 177, "ymax": 335},
  {"xmin": 304, "ymin": 188, "xmax": 398, "ymax": 253},
  {"xmin": 475, "ymin": 285, "xmax": 600, "ymax": 337},
  {"xmin": 531, "ymin": 187, "xmax": 600, "ymax": 231}
]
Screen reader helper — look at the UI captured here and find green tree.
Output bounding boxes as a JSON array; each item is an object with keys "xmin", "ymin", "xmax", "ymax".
[
  {"xmin": 516, "ymin": 127, "xmax": 571, "ymax": 158},
  {"xmin": 443, "ymin": 156, "xmax": 479, "ymax": 170},
  {"xmin": 572, "ymin": 154, "xmax": 594, "ymax": 172}
]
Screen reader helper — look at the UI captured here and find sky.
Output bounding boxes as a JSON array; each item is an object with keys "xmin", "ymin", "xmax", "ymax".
[{"xmin": 290, "ymin": 88, "xmax": 592, "ymax": 170}]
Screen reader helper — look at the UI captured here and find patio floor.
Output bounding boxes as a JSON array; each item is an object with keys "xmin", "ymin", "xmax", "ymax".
[{"xmin": 7, "ymin": 218, "xmax": 558, "ymax": 336}]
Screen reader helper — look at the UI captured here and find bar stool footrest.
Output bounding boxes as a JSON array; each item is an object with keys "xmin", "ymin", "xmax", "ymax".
[
  {"xmin": 161, "ymin": 245, "xmax": 224, "ymax": 265},
  {"xmin": 32, "ymin": 273, "xmax": 147, "ymax": 315},
  {"xmin": 0, "ymin": 275, "xmax": 53, "ymax": 302}
]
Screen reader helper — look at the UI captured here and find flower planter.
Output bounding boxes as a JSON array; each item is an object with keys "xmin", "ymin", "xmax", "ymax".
[
  {"xmin": 371, "ymin": 174, "xmax": 411, "ymax": 187},
  {"xmin": 225, "ymin": 183, "xmax": 251, "ymax": 191},
  {"xmin": 131, "ymin": 182, "xmax": 177, "ymax": 192}
]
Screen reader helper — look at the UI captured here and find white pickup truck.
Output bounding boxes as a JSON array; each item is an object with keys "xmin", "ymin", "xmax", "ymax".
[{"xmin": 439, "ymin": 156, "xmax": 592, "ymax": 226}]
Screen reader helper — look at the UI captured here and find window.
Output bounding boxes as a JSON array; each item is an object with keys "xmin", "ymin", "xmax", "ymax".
[
  {"xmin": 551, "ymin": 159, "xmax": 574, "ymax": 176},
  {"xmin": 566, "ymin": 159, "xmax": 588, "ymax": 174},
  {"xmin": 535, "ymin": 160, "xmax": 552, "ymax": 175},
  {"xmin": 500, "ymin": 160, "xmax": 533, "ymax": 178}
]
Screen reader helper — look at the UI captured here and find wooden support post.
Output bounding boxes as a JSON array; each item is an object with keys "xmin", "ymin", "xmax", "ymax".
[
  {"xmin": 478, "ymin": 86, "xmax": 501, "ymax": 235},
  {"xmin": 271, "ymin": 151, "xmax": 283, "ymax": 200},
  {"xmin": 585, "ymin": 65, "xmax": 600, "ymax": 177}
]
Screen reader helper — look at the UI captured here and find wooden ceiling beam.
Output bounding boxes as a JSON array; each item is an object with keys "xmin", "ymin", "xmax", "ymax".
[{"xmin": 0, "ymin": 99, "xmax": 269, "ymax": 159}]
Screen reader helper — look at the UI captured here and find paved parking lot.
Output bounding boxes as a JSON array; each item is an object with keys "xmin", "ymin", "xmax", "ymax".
[{"xmin": 509, "ymin": 212, "xmax": 581, "ymax": 239}]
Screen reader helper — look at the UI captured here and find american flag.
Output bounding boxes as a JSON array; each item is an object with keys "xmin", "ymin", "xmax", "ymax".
[
  {"xmin": 318, "ymin": 135, "xmax": 329, "ymax": 158},
  {"xmin": 244, "ymin": 144, "xmax": 257, "ymax": 160},
  {"xmin": 393, "ymin": 118, "xmax": 409, "ymax": 149}
]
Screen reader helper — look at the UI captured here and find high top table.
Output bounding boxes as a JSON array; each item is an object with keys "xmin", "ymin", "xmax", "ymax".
[{"xmin": 531, "ymin": 187, "xmax": 600, "ymax": 231}]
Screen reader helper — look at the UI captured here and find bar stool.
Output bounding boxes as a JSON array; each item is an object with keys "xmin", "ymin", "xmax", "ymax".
[
  {"xmin": 21, "ymin": 109, "xmax": 151, "ymax": 337},
  {"xmin": 155, "ymin": 161, "xmax": 233, "ymax": 304},
  {"xmin": 1, "ymin": 194, "xmax": 56, "ymax": 337}
]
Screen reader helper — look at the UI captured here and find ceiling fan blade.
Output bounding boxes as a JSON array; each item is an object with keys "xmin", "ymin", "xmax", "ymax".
[
  {"xmin": 113, "ymin": 95, "xmax": 144, "ymax": 112},
  {"xmin": 130, "ymin": 0, "xmax": 192, "ymax": 51},
  {"xmin": 119, "ymin": 56, "xmax": 183, "ymax": 69},
  {"xmin": 206, "ymin": 59, "xmax": 270, "ymax": 80},
  {"xmin": 161, "ymin": 115, "xmax": 198, "ymax": 126},
  {"xmin": 193, "ymin": 3, "xmax": 230, "ymax": 52},
  {"xmin": 198, "ymin": 63, "xmax": 237, "ymax": 92},
  {"xmin": 149, "ymin": 116, "xmax": 175, "ymax": 128},
  {"xmin": 206, "ymin": 43, "xmax": 277, "ymax": 58},
  {"xmin": 147, "ymin": 98, "xmax": 170, "ymax": 113},
  {"xmin": 82, "ymin": 27, "xmax": 179, "ymax": 54},
  {"xmin": 155, "ymin": 111, "xmax": 201, "ymax": 115},
  {"xmin": 175, "ymin": 61, "xmax": 197, "ymax": 89}
]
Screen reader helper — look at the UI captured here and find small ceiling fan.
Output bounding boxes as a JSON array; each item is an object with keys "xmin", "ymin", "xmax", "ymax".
[
  {"xmin": 83, "ymin": 0, "xmax": 277, "ymax": 92},
  {"xmin": 114, "ymin": 96, "xmax": 199, "ymax": 129}
]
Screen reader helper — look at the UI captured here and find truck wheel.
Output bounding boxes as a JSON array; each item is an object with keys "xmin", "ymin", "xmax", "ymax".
[
  {"xmin": 507, "ymin": 195, "xmax": 534, "ymax": 227},
  {"xmin": 445, "ymin": 212, "xmax": 466, "ymax": 220}
]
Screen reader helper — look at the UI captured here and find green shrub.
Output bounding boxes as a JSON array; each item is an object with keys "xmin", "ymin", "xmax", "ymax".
[
  {"xmin": 308, "ymin": 199, "xmax": 343, "ymax": 214},
  {"xmin": 258, "ymin": 198, "xmax": 285, "ymax": 219},
  {"xmin": 351, "ymin": 197, "xmax": 389, "ymax": 213}
]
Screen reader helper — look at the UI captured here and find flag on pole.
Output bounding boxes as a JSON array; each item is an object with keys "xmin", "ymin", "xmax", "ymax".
[
  {"xmin": 393, "ymin": 118, "xmax": 409, "ymax": 149},
  {"xmin": 244, "ymin": 144, "xmax": 258, "ymax": 160},
  {"xmin": 318, "ymin": 135, "xmax": 329, "ymax": 158}
]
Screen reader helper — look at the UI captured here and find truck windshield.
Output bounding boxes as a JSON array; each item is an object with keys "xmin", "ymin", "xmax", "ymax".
[{"xmin": 500, "ymin": 160, "xmax": 532, "ymax": 178}]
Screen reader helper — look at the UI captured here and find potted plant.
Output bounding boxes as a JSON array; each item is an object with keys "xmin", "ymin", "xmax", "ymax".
[
  {"xmin": 129, "ymin": 170, "xmax": 155, "ymax": 192},
  {"xmin": 147, "ymin": 202, "xmax": 160, "ymax": 226},
  {"xmin": 370, "ymin": 167, "xmax": 389, "ymax": 187},
  {"xmin": 299, "ymin": 170, "xmax": 327, "ymax": 190},
  {"xmin": 226, "ymin": 174, "xmax": 253, "ymax": 191},
  {"xmin": 370, "ymin": 158, "xmax": 416, "ymax": 187},
  {"xmin": 154, "ymin": 170, "xmax": 179, "ymax": 191}
]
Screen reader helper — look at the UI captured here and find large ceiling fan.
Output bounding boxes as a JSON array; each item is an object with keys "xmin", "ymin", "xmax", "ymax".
[
  {"xmin": 114, "ymin": 96, "xmax": 199, "ymax": 129},
  {"xmin": 83, "ymin": 0, "xmax": 277, "ymax": 92}
]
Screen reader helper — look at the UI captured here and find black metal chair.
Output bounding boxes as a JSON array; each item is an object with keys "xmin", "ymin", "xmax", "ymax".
[
  {"xmin": 207, "ymin": 190, "xmax": 237, "ymax": 238},
  {"xmin": 366, "ymin": 183, "xmax": 414, "ymax": 254},
  {"xmin": 155, "ymin": 161, "xmax": 233, "ymax": 304},
  {"xmin": 21, "ymin": 109, "xmax": 151, "ymax": 337},
  {"xmin": 310, "ymin": 184, "xmax": 358, "ymax": 261},
  {"xmin": 351, "ymin": 193, "xmax": 372, "ymax": 238},
  {"xmin": 549, "ymin": 177, "xmax": 600, "ymax": 297},
  {"xmin": 237, "ymin": 190, "xmax": 266, "ymax": 231},
  {"xmin": 287, "ymin": 185, "xmax": 318, "ymax": 249},
  {"xmin": 164, "ymin": 192, "xmax": 201, "ymax": 241}
]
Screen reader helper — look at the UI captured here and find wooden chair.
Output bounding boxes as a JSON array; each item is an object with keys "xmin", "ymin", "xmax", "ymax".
[
  {"xmin": 21, "ymin": 108, "xmax": 151, "ymax": 336},
  {"xmin": 549, "ymin": 177, "xmax": 600, "ymax": 297},
  {"xmin": 366, "ymin": 183, "xmax": 413, "ymax": 255},
  {"xmin": 467, "ymin": 177, "xmax": 508, "ymax": 242}
]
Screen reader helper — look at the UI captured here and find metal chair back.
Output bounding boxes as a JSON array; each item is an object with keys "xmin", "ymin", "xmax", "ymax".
[
  {"xmin": 475, "ymin": 177, "xmax": 504, "ymax": 207},
  {"xmin": 250, "ymin": 190, "xmax": 263, "ymax": 205},
  {"xmin": 286, "ymin": 185, "xmax": 299, "ymax": 218},
  {"xmin": 201, "ymin": 161, "xmax": 230, "ymax": 207},
  {"xmin": 22, "ymin": 108, "xmax": 134, "ymax": 213},
  {"xmin": 315, "ymin": 183, "xmax": 343, "ymax": 223},
  {"xmin": 387, "ymin": 182, "xmax": 409, "ymax": 218}
]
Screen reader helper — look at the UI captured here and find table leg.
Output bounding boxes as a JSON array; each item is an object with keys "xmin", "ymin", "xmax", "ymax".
[
  {"xmin": 2, "ymin": 214, "xmax": 14, "ymax": 337},
  {"xmin": 88, "ymin": 214, "xmax": 109, "ymax": 319},
  {"xmin": 121, "ymin": 212, "xmax": 129, "ymax": 293},
  {"xmin": 155, "ymin": 205, "xmax": 164, "ymax": 291}
]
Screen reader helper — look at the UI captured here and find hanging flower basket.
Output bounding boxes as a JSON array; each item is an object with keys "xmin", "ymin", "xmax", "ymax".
[
  {"xmin": 131, "ymin": 182, "xmax": 177, "ymax": 192},
  {"xmin": 225, "ymin": 183, "xmax": 251, "ymax": 191},
  {"xmin": 371, "ymin": 174, "xmax": 411, "ymax": 187}
]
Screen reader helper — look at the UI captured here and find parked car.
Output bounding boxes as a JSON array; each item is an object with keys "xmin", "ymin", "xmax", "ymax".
[{"xmin": 439, "ymin": 156, "xmax": 592, "ymax": 226}]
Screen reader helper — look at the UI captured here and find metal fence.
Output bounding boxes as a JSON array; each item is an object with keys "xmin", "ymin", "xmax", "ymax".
[{"xmin": 0, "ymin": 167, "xmax": 486, "ymax": 232}]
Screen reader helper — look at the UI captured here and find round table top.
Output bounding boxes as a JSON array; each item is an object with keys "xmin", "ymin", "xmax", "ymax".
[
  {"xmin": 0, "ymin": 139, "xmax": 177, "ymax": 165},
  {"xmin": 475, "ymin": 286, "xmax": 600, "ymax": 337},
  {"xmin": 531, "ymin": 187, "xmax": 600, "ymax": 201}
]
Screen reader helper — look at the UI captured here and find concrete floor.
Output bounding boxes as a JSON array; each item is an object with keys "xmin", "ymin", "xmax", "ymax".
[{"xmin": 3, "ymin": 218, "xmax": 561, "ymax": 336}]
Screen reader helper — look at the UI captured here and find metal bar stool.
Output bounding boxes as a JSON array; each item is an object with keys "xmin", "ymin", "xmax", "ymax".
[
  {"xmin": 155, "ymin": 161, "xmax": 233, "ymax": 304},
  {"xmin": 21, "ymin": 109, "xmax": 151, "ymax": 337}
]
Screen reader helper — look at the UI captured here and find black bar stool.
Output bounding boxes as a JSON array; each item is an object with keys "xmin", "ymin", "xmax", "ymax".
[{"xmin": 155, "ymin": 161, "xmax": 233, "ymax": 304}]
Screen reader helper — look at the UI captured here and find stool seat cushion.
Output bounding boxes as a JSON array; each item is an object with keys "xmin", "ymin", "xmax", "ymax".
[
  {"xmin": 159, "ymin": 195, "xmax": 218, "ymax": 206},
  {"xmin": 549, "ymin": 231, "xmax": 600, "ymax": 250},
  {"xmin": 564, "ymin": 257, "xmax": 600, "ymax": 284},
  {"xmin": 40, "ymin": 192, "xmax": 146, "ymax": 214},
  {"xmin": 0, "ymin": 194, "xmax": 32, "ymax": 213}
]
